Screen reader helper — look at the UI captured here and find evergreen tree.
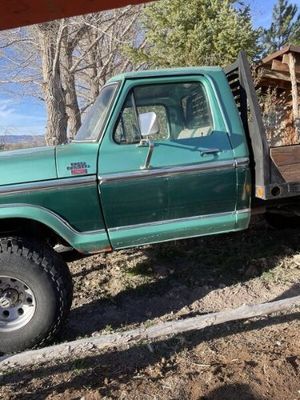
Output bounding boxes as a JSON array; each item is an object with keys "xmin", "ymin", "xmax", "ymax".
[
  {"xmin": 125, "ymin": 0, "xmax": 259, "ymax": 68},
  {"xmin": 262, "ymin": 0, "xmax": 300, "ymax": 55}
]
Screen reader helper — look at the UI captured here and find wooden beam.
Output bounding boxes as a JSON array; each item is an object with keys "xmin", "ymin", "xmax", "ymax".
[
  {"xmin": 262, "ymin": 46, "xmax": 300, "ymax": 65},
  {"xmin": 258, "ymin": 75, "xmax": 293, "ymax": 90},
  {"xmin": 283, "ymin": 54, "xmax": 290, "ymax": 64},
  {"xmin": 287, "ymin": 53, "xmax": 299, "ymax": 120},
  {"xmin": 0, "ymin": 0, "xmax": 151, "ymax": 31},
  {"xmin": 272, "ymin": 59, "xmax": 300, "ymax": 75},
  {"xmin": 262, "ymin": 45, "xmax": 292, "ymax": 64},
  {"xmin": 288, "ymin": 44, "xmax": 300, "ymax": 54},
  {"xmin": 282, "ymin": 52, "xmax": 300, "ymax": 65},
  {"xmin": 259, "ymin": 68, "xmax": 300, "ymax": 84},
  {"xmin": 0, "ymin": 295, "xmax": 300, "ymax": 371}
]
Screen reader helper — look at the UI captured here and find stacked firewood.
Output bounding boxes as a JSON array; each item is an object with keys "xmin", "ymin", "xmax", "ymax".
[{"xmin": 255, "ymin": 45, "xmax": 300, "ymax": 147}]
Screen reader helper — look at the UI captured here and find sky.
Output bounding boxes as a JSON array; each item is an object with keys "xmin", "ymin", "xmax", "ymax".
[
  {"xmin": 0, "ymin": 96, "xmax": 45, "ymax": 137},
  {"xmin": 0, "ymin": 0, "xmax": 299, "ymax": 137},
  {"xmin": 246, "ymin": 0, "xmax": 278, "ymax": 28}
]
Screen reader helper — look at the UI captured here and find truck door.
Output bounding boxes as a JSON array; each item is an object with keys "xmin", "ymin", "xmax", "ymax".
[{"xmin": 99, "ymin": 76, "xmax": 238, "ymax": 249}]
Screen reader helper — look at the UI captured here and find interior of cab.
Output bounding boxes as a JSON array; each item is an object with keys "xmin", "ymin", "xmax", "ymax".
[{"xmin": 114, "ymin": 81, "xmax": 214, "ymax": 144}]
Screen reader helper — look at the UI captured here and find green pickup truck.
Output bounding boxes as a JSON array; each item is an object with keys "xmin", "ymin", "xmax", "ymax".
[{"xmin": 0, "ymin": 52, "xmax": 299, "ymax": 353}]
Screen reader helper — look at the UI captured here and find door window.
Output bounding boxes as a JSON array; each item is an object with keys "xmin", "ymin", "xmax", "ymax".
[{"xmin": 113, "ymin": 81, "xmax": 213, "ymax": 144}]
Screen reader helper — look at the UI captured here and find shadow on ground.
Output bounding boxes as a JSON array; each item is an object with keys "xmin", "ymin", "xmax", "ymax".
[
  {"xmin": 2, "ymin": 303, "xmax": 300, "ymax": 399},
  {"xmin": 201, "ymin": 383, "xmax": 263, "ymax": 400},
  {"xmin": 61, "ymin": 220, "xmax": 300, "ymax": 340}
]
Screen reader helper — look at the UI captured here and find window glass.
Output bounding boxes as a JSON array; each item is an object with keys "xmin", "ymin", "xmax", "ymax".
[
  {"xmin": 114, "ymin": 93, "xmax": 141, "ymax": 144},
  {"xmin": 180, "ymin": 83, "xmax": 213, "ymax": 139},
  {"xmin": 75, "ymin": 83, "xmax": 118, "ymax": 141},
  {"xmin": 113, "ymin": 81, "xmax": 213, "ymax": 144}
]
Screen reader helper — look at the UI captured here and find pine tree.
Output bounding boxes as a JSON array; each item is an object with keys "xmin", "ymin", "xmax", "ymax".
[
  {"xmin": 125, "ymin": 0, "xmax": 259, "ymax": 68},
  {"xmin": 262, "ymin": 0, "xmax": 300, "ymax": 55}
]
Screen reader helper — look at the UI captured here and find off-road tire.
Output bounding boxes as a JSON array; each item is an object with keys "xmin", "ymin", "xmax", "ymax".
[{"xmin": 0, "ymin": 237, "xmax": 73, "ymax": 354}]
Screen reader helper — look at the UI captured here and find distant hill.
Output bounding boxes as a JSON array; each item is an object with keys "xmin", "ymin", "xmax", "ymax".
[{"xmin": 0, "ymin": 135, "xmax": 45, "ymax": 145}]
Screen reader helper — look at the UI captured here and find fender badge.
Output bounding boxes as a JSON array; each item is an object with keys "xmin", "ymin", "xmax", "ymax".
[{"xmin": 67, "ymin": 162, "xmax": 91, "ymax": 175}]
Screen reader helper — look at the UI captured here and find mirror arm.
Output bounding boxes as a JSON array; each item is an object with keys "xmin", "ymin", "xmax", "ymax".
[
  {"xmin": 140, "ymin": 140, "xmax": 154, "ymax": 170},
  {"xmin": 137, "ymin": 139, "xmax": 149, "ymax": 147}
]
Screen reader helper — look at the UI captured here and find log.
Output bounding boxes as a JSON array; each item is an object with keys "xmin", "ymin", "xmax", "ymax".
[
  {"xmin": 259, "ymin": 68, "xmax": 300, "ymax": 84},
  {"xmin": 1, "ymin": 295, "xmax": 300, "ymax": 371},
  {"xmin": 285, "ymin": 53, "xmax": 299, "ymax": 120},
  {"xmin": 271, "ymin": 59, "xmax": 300, "ymax": 75}
]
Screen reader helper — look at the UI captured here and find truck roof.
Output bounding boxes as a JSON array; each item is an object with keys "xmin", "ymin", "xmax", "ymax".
[{"xmin": 108, "ymin": 66, "xmax": 224, "ymax": 83}]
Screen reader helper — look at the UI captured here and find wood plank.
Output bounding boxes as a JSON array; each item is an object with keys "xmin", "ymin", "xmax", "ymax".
[
  {"xmin": 272, "ymin": 59, "xmax": 300, "ymax": 75},
  {"xmin": 288, "ymin": 44, "xmax": 300, "ymax": 54},
  {"xmin": 0, "ymin": 0, "xmax": 152, "ymax": 31},
  {"xmin": 271, "ymin": 145, "xmax": 300, "ymax": 166},
  {"xmin": 261, "ymin": 45, "xmax": 300, "ymax": 65},
  {"xmin": 283, "ymin": 54, "xmax": 290, "ymax": 64},
  {"xmin": 271, "ymin": 145, "xmax": 300, "ymax": 182},
  {"xmin": 259, "ymin": 68, "xmax": 300, "ymax": 84},
  {"xmin": 262, "ymin": 46, "xmax": 291, "ymax": 64},
  {"xmin": 277, "ymin": 163, "xmax": 300, "ymax": 182},
  {"xmin": 259, "ymin": 77, "xmax": 292, "ymax": 90}
]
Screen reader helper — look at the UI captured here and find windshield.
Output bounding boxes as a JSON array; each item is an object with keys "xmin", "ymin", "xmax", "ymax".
[{"xmin": 74, "ymin": 83, "xmax": 118, "ymax": 141}]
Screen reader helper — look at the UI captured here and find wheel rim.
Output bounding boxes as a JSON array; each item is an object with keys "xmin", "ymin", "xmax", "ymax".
[{"xmin": 0, "ymin": 276, "xmax": 36, "ymax": 332}]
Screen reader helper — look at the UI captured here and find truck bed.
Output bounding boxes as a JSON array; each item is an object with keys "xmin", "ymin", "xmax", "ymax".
[{"xmin": 225, "ymin": 52, "xmax": 300, "ymax": 201}]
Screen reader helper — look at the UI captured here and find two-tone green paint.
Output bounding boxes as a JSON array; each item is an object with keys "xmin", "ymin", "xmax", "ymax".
[
  {"xmin": 99, "ymin": 71, "xmax": 250, "ymax": 248},
  {"xmin": 0, "ymin": 66, "xmax": 252, "ymax": 253},
  {"xmin": 0, "ymin": 203, "xmax": 108, "ymax": 253},
  {"xmin": 0, "ymin": 146, "xmax": 56, "ymax": 185},
  {"xmin": 108, "ymin": 210, "xmax": 249, "ymax": 249},
  {"xmin": 56, "ymin": 142, "xmax": 98, "ymax": 177},
  {"xmin": 0, "ymin": 183, "xmax": 103, "ymax": 232},
  {"xmin": 0, "ymin": 142, "xmax": 110, "ymax": 252}
]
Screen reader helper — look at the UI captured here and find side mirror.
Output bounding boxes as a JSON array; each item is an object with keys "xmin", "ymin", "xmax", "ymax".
[{"xmin": 138, "ymin": 112, "xmax": 159, "ymax": 137}]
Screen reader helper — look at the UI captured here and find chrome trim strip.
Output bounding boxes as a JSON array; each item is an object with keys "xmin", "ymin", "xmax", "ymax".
[
  {"xmin": 99, "ymin": 160, "xmax": 236, "ymax": 184},
  {"xmin": 0, "ymin": 175, "xmax": 96, "ymax": 196},
  {"xmin": 108, "ymin": 208, "xmax": 251, "ymax": 233},
  {"xmin": 0, "ymin": 203, "xmax": 105, "ymax": 236},
  {"xmin": 236, "ymin": 208, "xmax": 251, "ymax": 215},
  {"xmin": 100, "ymin": 158, "xmax": 250, "ymax": 184}
]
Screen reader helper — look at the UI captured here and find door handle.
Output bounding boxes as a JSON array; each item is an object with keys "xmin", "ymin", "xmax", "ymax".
[{"xmin": 200, "ymin": 148, "xmax": 221, "ymax": 156}]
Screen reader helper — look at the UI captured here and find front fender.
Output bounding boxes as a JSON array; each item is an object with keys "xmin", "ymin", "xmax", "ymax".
[{"xmin": 0, "ymin": 203, "xmax": 110, "ymax": 254}]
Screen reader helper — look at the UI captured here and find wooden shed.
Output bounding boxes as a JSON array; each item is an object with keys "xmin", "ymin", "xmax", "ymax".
[{"xmin": 255, "ymin": 45, "xmax": 300, "ymax": 147}]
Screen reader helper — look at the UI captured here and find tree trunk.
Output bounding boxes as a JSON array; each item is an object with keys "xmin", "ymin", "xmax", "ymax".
[
  {"xmin": 38, "ymin": 23, "xmax": 68, "ymax": 146},
  {"xmin": 61, "ymin": 38, "xmax": 82, "ymax": 139},
  {"xmin": 87, "ymin": 31, "xmax": 100, "ymax": 102}
]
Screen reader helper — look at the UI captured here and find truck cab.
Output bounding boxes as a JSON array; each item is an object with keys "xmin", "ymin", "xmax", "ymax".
[{"xmin": 78, "ymin": 67, "xmax": 251, "ymax": 250}]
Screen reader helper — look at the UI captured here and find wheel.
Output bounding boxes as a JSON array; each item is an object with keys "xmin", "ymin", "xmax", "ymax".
[
  {"xmin": 0, "ymin": 237, "xmax": 73, "ymax": 354},
  {"xmin": 265, "ymin": 212, "xmax": 300, "ymax": 229}
]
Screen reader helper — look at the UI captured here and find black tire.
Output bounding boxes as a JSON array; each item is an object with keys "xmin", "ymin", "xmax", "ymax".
[
  {"xmin": 0, "ymin": 237, "xmax": 73, "ymax": 354},
  {"xmin": 265, "ymin": 212, "xmax": 300, "ymax": 229}
]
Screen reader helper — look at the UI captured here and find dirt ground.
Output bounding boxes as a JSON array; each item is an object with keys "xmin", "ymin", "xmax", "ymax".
[{"xmin": 0, "ymin": 218, "xmax": 300, "ymax": 400}]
